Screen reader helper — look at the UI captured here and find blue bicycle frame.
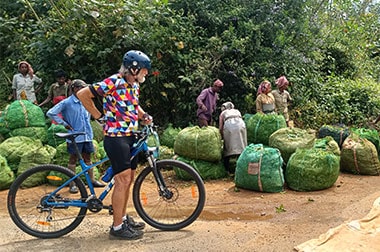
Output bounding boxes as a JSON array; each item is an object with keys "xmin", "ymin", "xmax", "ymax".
[{"xmin": 43, "ymin": 128, "xmax": 155, "ymax": 209}]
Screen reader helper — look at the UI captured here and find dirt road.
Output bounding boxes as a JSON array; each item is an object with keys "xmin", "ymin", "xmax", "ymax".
[{"xmin": 0, "ymin": 173, "xmax": 379, "ymax": 252}]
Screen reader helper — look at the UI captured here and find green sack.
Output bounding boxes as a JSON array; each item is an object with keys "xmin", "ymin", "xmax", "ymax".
[
  {"xmin": 269, "ymin": 127, "xmax": 316, "ymax": 164},
  {"xmin": 313, "ymin": 136, "xmax": 341, "ymax": 156},
  {"xmin": 174, "ymin": 126, "xmax": 222, "ymax": 162},
  {"xmin": 160, "ymin": 123, "xmax": 181, "ymax": 149},
  {"xmin": 48, "ymin": 166, "xmax": 101, "ymax": 187},
  {"xmin": 285, "ymin": 137, "xmax": 340, "ymax": 191},
  {"xmin": 0, "ymin": 136, "xmax": 42, "ymax": 173},
  {"xmin": 318, "ymin": 124, "xmax": 349, "ymax": 148},
  {"xmin": 246, "ymin": 113, "xmax": 286, "ymax": 145},
  {"xmin": 235, "ymin": 143, "xmax": 284, "ymax": 192},
  {"xmin": 0, "ymin": 109, "xmax": 10, "ymax": 136},
  {"xmin": 17, "ymin": 145, "xmax": 57, "ymax": 176},
  {"xmin": 3, "ymin": 100, "xmax": 46, "ymax": 130},
  {"xmin": 159, "ymin": 145, "xmax": 175, "ymax": 160},
  {"xmin": 175, "ymin": 155, "xmax": 226, "ymax": 180},
  {"xmin": 340, "ymin": 133, "xmax": 380, "ymax": 175},
  {"xmin": 53, "ymin": 142, "xmax": 70, "ymax": 167},
  {"xmin": 0, "ymin": 155, "xmax": 14, "ymax": 190},
  {"xmin": 10, "ymin": 126, "xmax": 48, "ymax": 144},
  {"xmin": 90, "ymin": 120, "xmax": 104, "ymax": 143},
  {"xmin": 47, "ymin": 124, "xmax": 67, "ymax": 147},
  {"xmin": 351, "ymin": 127, "xmax": 380, "ymax": 155},
  {"xmin": 92, "ymin": 139, "xmax": 107, "ymax": 162}
]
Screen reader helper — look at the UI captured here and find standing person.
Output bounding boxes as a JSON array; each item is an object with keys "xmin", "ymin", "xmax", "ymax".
[
  {"xmin": 39, "ymin": 69, "xmax": 69, "ymax": 107},
  {"xmin": 219, "ymin": 102, "xmax": 247, "ymax": 174},
  {"xmin": 47, "ymin": 79, "xmax": 105, "ymax": 194},
  {"xmin": 12, "ymin": 61, "xmax": 43, "ymax": 104},
  {"xmin": 196, "ymin": 79, "xmax": 224, "ymax": 127},
  {"xmin": 255, "ymin": 80, "xmax": 276, "ymax": 114},
  {"xmin": 76, "ymin": 50, "xmax": 153, "ymax": 240},
  {"xmin": 271, "ymin": 76, "xmax": 293, "ymax": 127}
]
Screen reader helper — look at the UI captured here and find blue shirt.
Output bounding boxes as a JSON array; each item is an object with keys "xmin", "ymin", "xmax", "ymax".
[{"xmin": 47, "ymin": 94, "xmax": 93, "ymax": 143}]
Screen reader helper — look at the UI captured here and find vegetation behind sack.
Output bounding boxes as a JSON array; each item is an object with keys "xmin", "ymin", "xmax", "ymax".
[{"xmin": 1, "ymin": 1, "xmax": 380, "ymax": 129}]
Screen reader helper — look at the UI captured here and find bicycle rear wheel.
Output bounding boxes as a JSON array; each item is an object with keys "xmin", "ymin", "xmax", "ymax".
[
  {"xmin": 7, "ymin": 164, "xmax": 88, "ymax": 238},
  {"xmin": 133, "ymin": 159, "xmax": 206, "ymax": 231}
]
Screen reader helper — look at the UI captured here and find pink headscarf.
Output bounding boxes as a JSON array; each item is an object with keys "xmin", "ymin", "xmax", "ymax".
[
  {"xmin": 257, "ymin": 81, "xmax": 271, "ymax": 96},
  {"xmin": 275, "ymin": 76, "xmax": 289, "ymax": 89}
]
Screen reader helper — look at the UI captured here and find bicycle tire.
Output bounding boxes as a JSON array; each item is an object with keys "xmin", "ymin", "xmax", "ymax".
[
  {"xmin": 133, "ymin": 159, "xmax": 206, "ymax": 231},
  {"xmin": 7, "ymin": 164, "xmax": 88, "ymax": 238}
]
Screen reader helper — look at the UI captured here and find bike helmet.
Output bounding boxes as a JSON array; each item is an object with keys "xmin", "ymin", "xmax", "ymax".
[{"xmin": 123, "ymin": 50, "xmax": 151, "ymax": 71}]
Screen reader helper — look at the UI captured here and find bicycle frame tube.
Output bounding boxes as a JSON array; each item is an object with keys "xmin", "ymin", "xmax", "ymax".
[
  {"xmin": 44, "ymin": 156, "xmax": 110, "ymax": 208},
  {"xmin": 44, "ymin": 125, "xmax": 158, "ymax": 209}
]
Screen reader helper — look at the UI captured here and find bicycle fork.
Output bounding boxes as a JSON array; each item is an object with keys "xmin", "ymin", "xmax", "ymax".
[{"xmin": 146, "ymin": 155, "xmax": 173, "ymax": 200}]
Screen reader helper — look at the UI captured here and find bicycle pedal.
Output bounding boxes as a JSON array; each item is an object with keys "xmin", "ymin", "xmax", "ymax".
[{"xmin": 108, "ymin": 205, "xmax": 113, "ymax": 215}]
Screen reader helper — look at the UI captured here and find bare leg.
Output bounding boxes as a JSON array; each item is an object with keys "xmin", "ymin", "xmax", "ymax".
[
  {"xmin": 122, "ymin": 169, "xmax": 135, "ymax": 217},
  {"xmin": 112, "ymin": 169, "xmax": 133, "ymax": 226},
  {"xmin": 82, "ymin": 153, "xmax": 95, "ymax": 181},
  {"xmin": 68, "ymin": 154, "xmax": 78, "ymax": 193}
]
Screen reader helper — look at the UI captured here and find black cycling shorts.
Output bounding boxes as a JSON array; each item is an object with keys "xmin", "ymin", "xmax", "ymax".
[{"xmin": 103, "ymin": 135, "xmax": 139, "ymax": 175}]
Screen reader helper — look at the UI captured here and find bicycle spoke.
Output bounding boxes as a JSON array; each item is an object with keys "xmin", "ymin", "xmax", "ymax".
[
  {"xmin": 8, "ymin": 165, "xmax": 88, "ymax": 238},
  {"xmin": 133, "ymin": 160, "xmax": 205, "ymax": 230}
]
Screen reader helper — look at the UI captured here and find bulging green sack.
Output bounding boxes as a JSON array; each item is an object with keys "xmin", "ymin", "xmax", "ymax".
[
  {"xmin": 235, "ymin": 143, "xmax": 284, "ymax": 192},
  {"xmin": 174, "ymin": 126, "xmax": 222, "ymax": 162}
]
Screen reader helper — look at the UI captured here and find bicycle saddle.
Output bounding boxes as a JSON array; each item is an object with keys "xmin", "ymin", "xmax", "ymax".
[{"xmin": 55, "ymin": 132, "xmax": 86, "ymax": 139}]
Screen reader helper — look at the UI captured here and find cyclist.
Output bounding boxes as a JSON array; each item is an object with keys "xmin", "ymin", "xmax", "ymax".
[{"xmin": 77, "ymin": 50, "xmax": 153, "ymax": 240}]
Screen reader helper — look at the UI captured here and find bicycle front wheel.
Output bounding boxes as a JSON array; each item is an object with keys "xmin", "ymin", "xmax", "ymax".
[
  {"xmin": 133, "ymin": 159, "xmax": 206, "ymax": 231},
  {"xmin": 7, "ymin": 164, "xmax": 88, "ymax": 238}
]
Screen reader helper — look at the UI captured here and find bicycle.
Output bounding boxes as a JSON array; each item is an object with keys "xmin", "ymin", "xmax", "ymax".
[{"xmin": 7, "ymin": 123, "xmax": 206, "ymax": 239}]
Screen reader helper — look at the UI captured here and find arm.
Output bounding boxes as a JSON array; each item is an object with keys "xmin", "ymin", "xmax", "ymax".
[
  {"xmin": 374, "ymin": 115, "xmax": 380, "ymax": 124},
  {"xmin": 219, "ymin": 113, "xmax": 224, "ymax": 138},
  {"xmin": 33, "ymin": 75, "xmax": 44, "ymax": 93},
  {"xmin": 39, "ymin": 84, "xmax": 54, "ymax": 106},
  {"xmin": 76, "ymin": 87, "xmax": 103, "ymax": 120},
  {"xmin": 38, "ymin": 97, "xmax": 51, "ymax": 107},
  {"xmin": 196, "ymin": 89, "xmax": 207, "ymax": 111},
  {"xmin": 46, "ymin": 102, "xmax": 71, "ymax": 129},
  {"xmin": 138, "ymin": 106, "xmax": 153, "ymax": 124},
  {"xmin": 12, "ymin": 75, "xmax": 17, "ymax": 100},
  {"xmin": 256, "ymin": 95, "xmax": 263, "ymax": 114}
]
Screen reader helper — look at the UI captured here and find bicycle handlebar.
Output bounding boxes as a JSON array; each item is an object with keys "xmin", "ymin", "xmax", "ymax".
[{"xmin": 133, "ymin": 123, "xmax": 159, "ymax": 143}]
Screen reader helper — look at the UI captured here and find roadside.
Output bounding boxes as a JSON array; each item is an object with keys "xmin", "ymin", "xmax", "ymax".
[{"xmin": 0, "ymin": 173, "xmax": 379, "ymax": 252}]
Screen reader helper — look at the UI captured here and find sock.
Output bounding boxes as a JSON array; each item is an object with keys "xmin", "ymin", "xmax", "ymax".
[
  {"xmin": 113, "ymin": 223, "xmax": 122, "ymax": 231},
  {"xmin": 122, "ymin": 215, "xmax": 127, "ymax": 221}
]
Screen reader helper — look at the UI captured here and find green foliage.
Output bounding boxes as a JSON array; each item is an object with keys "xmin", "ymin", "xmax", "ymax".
[
  {"xmin": 0, "ymin": 0, "xmax": 379, "ymax": 130},
  {"xmin": 292, "ymin": 77, "xmax": 380, "ymax": 128}
]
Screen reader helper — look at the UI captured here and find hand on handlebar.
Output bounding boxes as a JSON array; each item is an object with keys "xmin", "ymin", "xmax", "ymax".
[
  {"xmin": 95, "ymin": 116, "xmax": 107, "ymax": 126},
  {"xmin": 142, "ymin": 113, "xmax": 153, "ymax": 125}
]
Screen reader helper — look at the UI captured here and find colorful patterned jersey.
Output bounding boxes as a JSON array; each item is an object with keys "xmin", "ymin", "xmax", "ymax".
[{"xmin": 92, "ymin": 73, "xmax": 140, "ymax": 137}]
